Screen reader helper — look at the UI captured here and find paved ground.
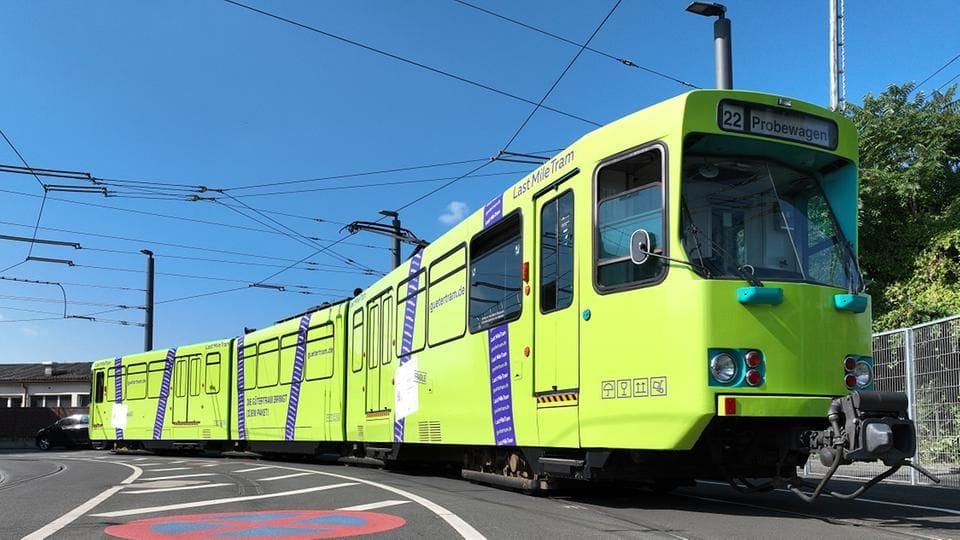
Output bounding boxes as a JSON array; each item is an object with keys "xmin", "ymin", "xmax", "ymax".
[{"xmin": 1, "ymin": 449, "xmax": 958, "ymax": 539}]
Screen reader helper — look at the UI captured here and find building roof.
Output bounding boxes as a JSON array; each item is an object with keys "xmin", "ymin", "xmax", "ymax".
[{"xmin": 0, "ymin": 362, "xmax": 91, "ymax": 383}]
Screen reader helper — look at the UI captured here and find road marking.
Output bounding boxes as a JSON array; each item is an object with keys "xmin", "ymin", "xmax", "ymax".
[
  {"xmin": 339, "ymin": 500, "xmax": 411, "ymax": 511},
  {"xmin": 89, "ymin": 483, "xmax": 359, "ymax": 518},
  {"xmin": 257, "ymin": 472, "xmax": 313, "ymax": 481},
  {"xmin": 166, "ymin": 460, "xmax": 187, "ymax": 464},
  {"xmin": 22, "ymin": 460, "xmax": 143, "ymax": 540},
  {"xmin": 125, "ymin": 483, "xmax": 233, "ymax": 494},
  {"xmin": 145, "ymin": 467, "xmax": 191, "ymax": 472},
  {"xmin": 698, "ymin": 480, "xmax": 960, "ymax": 516},
  {"xmin": 138, "ymin": 473, "xmax": 219, "ymax": 481},
  {"xmin": 131, "ymin": 480, "xmax": 209, "ymax": 489},
  {"xmin": 132, "ymin": 462, "xmax": 167, "ymax": 467},
  {"xmin": 131, "ymin": 458, "xmax": 150, "ymax": 461},
  {"xmin": 233, "ymin": 466, "xmax": 276, "ymax": 473},
  {"xmin": 263, "ymin": 464, "xmax": 486, "ymax": 540},
  {"xmin": 685, "ymin": 493, "xmax": 948, "ymax": 540}
]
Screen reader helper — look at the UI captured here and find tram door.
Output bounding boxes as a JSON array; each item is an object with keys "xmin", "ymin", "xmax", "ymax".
[
  {"xmin": 533, "ymin": 187, "xmax": 580, "ymax": 447},
  {"xmin": 365, "ymin": 300, "xmax": 382, "ymax": 412},
  {"xmin": 91, "ymin": 368, "xmax": 107, "ymax": 438},
  {"xmin": 172, "ymin": 354, "xmax": 200, "ymax": 435}
]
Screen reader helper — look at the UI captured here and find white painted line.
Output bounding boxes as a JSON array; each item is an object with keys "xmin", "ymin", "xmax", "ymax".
[
  {"xmin": 145, "ymin": 467, "xmax": 191, "ymax": 472},
  {"xmin": 21, "ymin": 460, "xmax": 143, "ymax": 540},
  {"xmin": 265, "ymin": 465, "xmax": 486, "ymax": 539},
  {"xmin": 90, "ymin": 483, "xmax": 358, "ymax": 518},
  {"xmin": 685, "ymin": 494, "xmax": 947, "ymax": 540},
  {"xmin": 698, "ymin": 480, "xmax": 960, "ymax": 516},
  {"xmin": 139, "ymin": 473, "xmax": 219, "ymax": 481},
  {"xmin": 131, "ymin": 457, "xmax": 150, "ymax": 461},
  {"xmin": 166, "ymin": 460, "xmax": 187, "ymax": 464},
  {"xmin": 257, "ymin": 472, "xmax": 312, "ymax": 482},
  {"xmin": 233, "ymin": 466, "xmax": 276, "ymax": 473},
  {"xmin": 126, "ymin": 483, "xmax": 233, "ymax": 494},
  {"xmin": 339, "ymin": 500, "xmax": 411, "ymax": 511},
  {"xmin": 854, "ymin": 497, "xmax": 960, "ymax": 517},
  {"xmin": 133, "ymin": 462, "xmax": 167, "ymax": 466}
]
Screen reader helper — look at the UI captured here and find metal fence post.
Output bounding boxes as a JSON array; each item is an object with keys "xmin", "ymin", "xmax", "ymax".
[{"xmin": 904, "ymin": 327, "xmax": 919, "ymax": 486}]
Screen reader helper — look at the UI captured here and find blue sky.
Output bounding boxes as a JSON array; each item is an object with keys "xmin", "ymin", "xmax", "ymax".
[{"xmin": 1, "ymin": 1, "xmax": 958, "ymax": 363}]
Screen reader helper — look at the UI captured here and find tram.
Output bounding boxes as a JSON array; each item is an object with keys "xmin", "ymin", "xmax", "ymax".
[{"xmin": 90, "ymin": 90, "xmax": 935, "ymax": 501}]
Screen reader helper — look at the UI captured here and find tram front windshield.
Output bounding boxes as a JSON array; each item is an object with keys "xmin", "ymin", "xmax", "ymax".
[{"xmin": 680, "ymin": 137, "xmax": 862, "ymax": 291}]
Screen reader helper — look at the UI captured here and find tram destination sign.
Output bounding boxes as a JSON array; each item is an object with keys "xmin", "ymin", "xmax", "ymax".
[{"xmin": 717, "ymin": 100, "xmax": 838, "ymax": 150}]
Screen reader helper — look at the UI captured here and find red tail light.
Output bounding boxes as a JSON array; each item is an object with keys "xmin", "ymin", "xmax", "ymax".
[
  {"xmin": 745, "ymin": 350, "xmax": 762, "ymax": 368},
  {"xmin": 745, "ymin": 369, "xmax": 763, "ymax": 386},
  {"xmin": 844, "ymin": 356, "xmax": 857, "ymax": 371},
  {"xmin": 844, "ymin": 374, "xmax": 857, "ymax": 388}
]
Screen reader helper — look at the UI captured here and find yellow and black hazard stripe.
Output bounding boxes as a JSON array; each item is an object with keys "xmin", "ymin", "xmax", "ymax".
[{"xmin": 536, "ymin": 392, "xmax": 579, "ymax": 404}]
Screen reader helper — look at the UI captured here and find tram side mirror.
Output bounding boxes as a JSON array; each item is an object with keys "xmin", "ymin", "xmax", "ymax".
[{"xmin": 630, "ymin": 228, "xmax": 653, "ymax": 265}]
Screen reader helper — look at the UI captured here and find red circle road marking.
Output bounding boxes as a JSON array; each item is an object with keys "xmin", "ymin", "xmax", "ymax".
[{"xmin": 104, "ymin": 509, "xmax": 406, "ymax": 539}]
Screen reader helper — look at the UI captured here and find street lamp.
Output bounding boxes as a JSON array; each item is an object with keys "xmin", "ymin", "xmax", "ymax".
[
  {"xmin": 686, "ymin": 2, "xmax": 733, "ymax": 89},
  {"xmin": 140, "ymin": 249, "xmax": 155, "ymax": 351}
]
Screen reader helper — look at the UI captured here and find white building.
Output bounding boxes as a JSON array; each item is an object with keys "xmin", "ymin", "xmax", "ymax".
[{"xmin": 0, "ymin": 362, "xmax": 91, "ymax": 408}]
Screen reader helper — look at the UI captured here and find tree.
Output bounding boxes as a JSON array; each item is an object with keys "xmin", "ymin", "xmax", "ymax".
[{"xmin": 847, "ymin": 83, "xmax": 960, "ymax": 329}]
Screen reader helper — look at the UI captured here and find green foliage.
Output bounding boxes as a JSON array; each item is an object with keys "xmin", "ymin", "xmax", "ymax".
[
  {"xmin": 847, "ymin": 83, "xmax": 960, "ymax": 329},
  {"xmin": 916, "ymin": 386, "xmax": 960, "ymax": 464}
]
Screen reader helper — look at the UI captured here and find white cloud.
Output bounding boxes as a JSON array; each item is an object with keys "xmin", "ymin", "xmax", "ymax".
[{"xmin": 438, "ymin": 201, "xmax": 469, "ymax": 225}]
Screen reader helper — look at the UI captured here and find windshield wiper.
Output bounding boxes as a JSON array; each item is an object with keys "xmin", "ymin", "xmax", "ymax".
[{"xmin": 681, "ymin": 199, "xmax": 764, "ymax": 288}]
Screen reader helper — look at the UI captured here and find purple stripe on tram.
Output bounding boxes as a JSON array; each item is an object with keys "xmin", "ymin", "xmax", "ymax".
[
  {"xmin": 393, "ymin": 250, "xmax": 425, "ymax": 443},
  {"xmin": 488, "ymin": 323, "xmax": 516, "ymax": 445},
  {"xmin": 152, "ymin": 348, "xmax": 177, "ymax": 440},
  {"xmin": 113, "ymin": 356, "xmax": 123, "ymax": 440},
  {"xmin": 482, "ymin": 194, "xmax": 517, "ymax": 446},
  {"xmin": 236, "ymin": 335, "xmax": 247, "ymax": 440},
  {"xmin": 284, "ymin": 314, "xmax": 312, "ymax": 440}
]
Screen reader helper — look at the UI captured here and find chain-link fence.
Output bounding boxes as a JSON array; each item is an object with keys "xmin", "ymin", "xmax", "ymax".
[{"xmin": 804, "ymin": 315, "xmax": 960, "ymax": 489}]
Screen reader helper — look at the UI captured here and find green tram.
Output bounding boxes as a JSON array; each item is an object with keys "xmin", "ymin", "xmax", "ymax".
[{"xmin": 90, "ymin": 90, "xmax": 933, "ymax": 501}]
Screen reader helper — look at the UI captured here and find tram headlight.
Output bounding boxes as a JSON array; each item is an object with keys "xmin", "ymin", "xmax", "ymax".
[
  {"xmin": 710, "ymin": 352, "xmax": 738, "ymax": 384},
  {"xmin": 854, "ymin": 361, "xmax": 872, "ymax": 388}
]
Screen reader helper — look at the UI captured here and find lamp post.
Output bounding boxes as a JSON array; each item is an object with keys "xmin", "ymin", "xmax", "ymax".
[
  {"xmin": 686, "ymin": 2, "xmax": 733, "ymax": 89},
  {"xmin": 140, "ymin": 249, "xmax": 155, "ymax": 351}
]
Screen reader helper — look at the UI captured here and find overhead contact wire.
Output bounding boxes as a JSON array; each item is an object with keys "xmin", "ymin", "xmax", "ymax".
[{"xmin": 221, "ymin": 0, "xmax": 600, "ymax": 127}]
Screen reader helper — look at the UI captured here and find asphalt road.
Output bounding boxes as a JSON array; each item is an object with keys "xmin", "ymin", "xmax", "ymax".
[{"xmin": 1, "ymin": 449, "xmax": 957, "ymax": 539}]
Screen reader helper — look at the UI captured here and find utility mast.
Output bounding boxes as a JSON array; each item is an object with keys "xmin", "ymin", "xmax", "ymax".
[{"xmin": 829, "ymin": 0, "xmax": 847, "ymax": 111}]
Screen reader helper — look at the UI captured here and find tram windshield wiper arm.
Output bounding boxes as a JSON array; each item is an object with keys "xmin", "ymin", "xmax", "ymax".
[{"xmin": 681, "ymin": 202, "xmax": 764, "ymax": 288}]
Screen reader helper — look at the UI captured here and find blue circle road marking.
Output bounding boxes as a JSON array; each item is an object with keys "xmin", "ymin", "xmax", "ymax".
[{"xmin": 104, "ymin": 509, "xmax": 406, "ymax": 539}]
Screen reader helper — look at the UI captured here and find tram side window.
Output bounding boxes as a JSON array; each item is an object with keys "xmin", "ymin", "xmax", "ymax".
[
  {"xmin": 428, "ymin": 245, "xmax": 467, "ymax": 346},
  {"xmin": 258, "ymin": 339, "xmax": 279, "ymax": 388},
  {"xmin": 205, "ymin": 353, "xmax": 221, "ymax": 394},
  {"xmin": 368, "ymin": 303, "xmax": 381, "ymax": 369},
  {"xmin": 351, "ymin": 309, "xmax": 364, "ymax": 373},
  {"xmin": 469, "ymin": 212, "xmax": 523, "ymax": 333},
  {"xmin": 380, "ymin": 294, "xmax": 393, "ymax": 364},
  {"xmin": 175, "ymin": 359, "xmax": 187, "ymax": 398},
  {"xmin": 108, "ymin": 367, "xmax": 122, "ymax": 401},
  {"xmin": 190, "ymin": 356, "xmax": 202, "ymax": 396},
  {"xmin": 126, "ymin": 363, "xmax": 147, "ymax": 400},
  {"xmin": 541, "ymin": 191, "xmax": 574, "ymax": 313},
  {"xmin": 596, "ymin": 147, "xmax": 665, "ymax": 289},
  {"xmin": 305, "ymin": 323, "xmax": 335, "ymax": 381},
  {"xmin": 396, "ymin": 270, "xmax": 426, "ymax": 356},
  {"xmin": 94, "ymin": 371, "xmax": 105, "ymax": 403},
  {"xmin": 147, "ymin": 360, "xmax": 165, "ymax": 398},
  {"xmin": 242, "ymin": 343, "xmax": 258, "ymax": 390}
]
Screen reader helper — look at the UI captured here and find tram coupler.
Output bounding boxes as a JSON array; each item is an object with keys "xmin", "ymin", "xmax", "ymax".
[{"xmin": 793, "ymin": 391, "xmax": 940, "ymax": 502}]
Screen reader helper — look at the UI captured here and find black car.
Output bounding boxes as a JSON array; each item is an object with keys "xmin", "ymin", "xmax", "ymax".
[{"xmin": 35, "ymin": 414, "xmax": 90, "ymax": 450}]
